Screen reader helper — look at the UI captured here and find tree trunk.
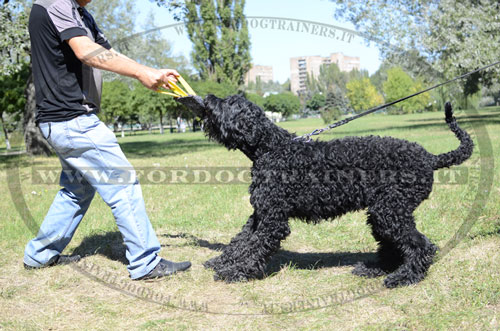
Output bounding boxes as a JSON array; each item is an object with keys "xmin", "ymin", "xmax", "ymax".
[
  {"xmin": 23, "ymin": 72, "xmax": 52, "ymax": 156},
  {"xmin": 159, "ymin": 109, "xmax": 164, "ymax": 134},
  {"xmin": 169, "ymin": 118, "xmax": 174, "ymax": 133},
  {"xmin": 1, "ymin": 115, "xmax": 11, "ymax": 150}
]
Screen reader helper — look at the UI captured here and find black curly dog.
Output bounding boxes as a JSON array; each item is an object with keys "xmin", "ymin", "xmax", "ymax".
[{"xmin": 178, "ymin": 94, "xmax": 473, "ymax": 287}]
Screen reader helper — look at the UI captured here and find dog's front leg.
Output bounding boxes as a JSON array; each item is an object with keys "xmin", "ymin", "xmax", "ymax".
[
  {"xmin": 204, "ymin": 213, "xmax": 258, "ymax": 272},
  {"xmin": 205, "ymin": 208, "xmax": 290, "ymax": 282}
]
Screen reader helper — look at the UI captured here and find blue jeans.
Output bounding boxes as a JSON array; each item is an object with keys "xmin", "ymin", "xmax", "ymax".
[{"xmin": 24, "ymin": 113, "xmax": 161, "ymax": 279}]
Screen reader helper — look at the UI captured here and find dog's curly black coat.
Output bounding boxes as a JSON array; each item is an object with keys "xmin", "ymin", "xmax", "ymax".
[{"xmin": 178, "ymin": 94, "xmax": 473, "ymax": 288}]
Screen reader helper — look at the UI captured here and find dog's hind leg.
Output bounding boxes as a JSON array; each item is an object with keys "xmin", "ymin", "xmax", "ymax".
[
  {"xmin": 205, "ymin": 208, "xmax": 291, "ymax": 282},
  {"xmin": 382, "ymin": 225, "xmax": 437, "ymax": 288},
  {"xmin": 361, "ymin": 192, "xmax": 437, "ymax": 287},
  {"xmin": 352, "ymin": 214, "xmax": 403, "ymax": 278}
]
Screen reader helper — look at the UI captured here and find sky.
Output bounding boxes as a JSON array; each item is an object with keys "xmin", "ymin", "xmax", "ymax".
[{"xmin": 130, "ymin": 0, "xmax": 382, "ymax": 83}]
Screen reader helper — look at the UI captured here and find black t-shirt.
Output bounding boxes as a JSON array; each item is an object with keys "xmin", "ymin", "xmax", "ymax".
[{"xmin": 30, "ymin": 0, "xmax": 112, "ymax": 123}]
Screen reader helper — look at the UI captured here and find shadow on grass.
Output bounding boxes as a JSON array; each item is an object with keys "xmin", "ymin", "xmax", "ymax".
[
  {"xmin": 119, "ymin": 138, "xmax": 219, "ymax": 158},
  {"xmin": 72, "ymin": 231, "xmax": 128, "ymax": 265},
  {"xmin": 407, "ymin": 111, "xmax": 500, "ymax": 123},
  {"xmin": 162, "ymin": 233, "xmax": 376, "ymax": 274},
  {"xmin": 0, "ymin": 153, "xmax": 47, "ymax": 169}
]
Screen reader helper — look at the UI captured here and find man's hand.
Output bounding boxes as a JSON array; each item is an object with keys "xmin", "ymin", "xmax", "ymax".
[{"xmin": 136, "ymin": 68, "xmax": 179, "ymax": 91}]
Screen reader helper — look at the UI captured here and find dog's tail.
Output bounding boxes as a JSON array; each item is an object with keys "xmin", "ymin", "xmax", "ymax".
[{"xmin": 433, "ymin": 102, "xmax": 474, "ymax": 170}]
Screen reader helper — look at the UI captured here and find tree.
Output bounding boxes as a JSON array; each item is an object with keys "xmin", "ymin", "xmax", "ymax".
[
  {"xmin": 332, "ymin": 0, "xmax": 500, "ymax": 98},
  {"xmin": 190, "ymin": 79, "xmax": 238, "ymax": 98},
  {"xmin": 346, "ymin": 78, "xmax": 383, "ymax": 113},
  {"xmin": 383, "ymin": 67, "xmax": 414, "ymax": 114},
  {"xmin": 320, "ymin": 87, "xmax": 350, "ymax": 123},
  {"xmin": 383, "ymin": 67, "xmax": 430, "ymax": 114},
  {"xmin": 306, "ymin": 63, "xmax": 348, "ymax": 95},
  {"xmin": 90, "ymin": 4, "xmax": 191, "ymax": 133},
  {"xmin": 306, "ymin": 93, "xmax": 326, "ymax": 112},
  {"xmin": 325, "ymin": 87, "xmax": 350, "ymax": 114},
  {"xmin": 89, "ymin": 5, "xmax": 190, "ymax": 83},
  {"xmin": 0, "ymin": 64, "xmax": 29, "ymax": 150},
  {"xmin": 263, "ymin": 93, "xmax": 301, "ymax": 118},
  {"xmin": 154, "ymin": 0, "xmax": 252, "ymax": 85},
  {"xmin": 1, "ymin": 1, "xmax": 51, "ymax": 155},
  {"xmin": 0, "ymin": 1, "xmax": 30, "ymax": 76},
  {"xmin": 130, "ymin": 82, "xmax": 186, "ymax": 134},
  {"xmin": 370, "ymin": 61, "xmax": 391, "ymax": 94},
  {"xmin": 100, "ymin": 81, "xmax": 134, "ymax": 137}
]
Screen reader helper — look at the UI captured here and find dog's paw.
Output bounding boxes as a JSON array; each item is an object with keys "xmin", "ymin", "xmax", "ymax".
[
  {"xmin": 203, "ymin": 257, "xmax": 219, "ymax": 270},
  {"xmin": 383, "ymin": 272, "xmax": 424, "ymax": 288},
  {"xmin": 213, "ymin": 268, "xmax": 250, "ymax": 283},
  {"xmin": 203, "ymin": 254, "xmax": 229, "ymax": 271},
  {"xmin": 352, "ymin": 262, "xmax": 387, "ymax": 278}
]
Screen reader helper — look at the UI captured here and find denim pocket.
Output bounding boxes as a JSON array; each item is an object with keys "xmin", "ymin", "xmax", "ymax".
[
  {"xmin": 43, "ymin": 122, "xmax": 73, "ymax": 155},
  {"xmin": 76, "ymin": 114, "xmax": 101, "ymax": 133},
  {"xmin": 38, "ymin": 123, "xmax": 51, "ymax": 140}
]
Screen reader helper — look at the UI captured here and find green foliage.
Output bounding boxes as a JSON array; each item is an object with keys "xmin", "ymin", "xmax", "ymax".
[
  {"xmin": 320, "ymin": 88, "xmax": 349, "ymax": 124},
  {"xmin": 100, "ymin": 81, "xmax": 134, "ymax": 127},
  {"xmin": 305, "ymin": 63, "xmax": 367, "ymax": 116},
  {"xmin": 89, "ymin": 0, "xmax": 136, "ymax": 45},
  {"xmin": 131, "ymin": 82, "xmax": 190, "ymax": 133},
  {"xmin": 0, "ymin": 1, "xmax": 30, "ymax": 75},
  {"xmin": 370, "ymin": 62, "xmax": 391, "ymax": 94},
  {"xmin": 155, "ymin": 0, "xmax": 251, "ymax": 85},
  {"xmin": 383, "ymin": 67, "xmax": 414, "ymax": 114},
  {"xmin": 306, "ymin": 63, "xmax": 369, "ymax": 96},
  {"xmin": 263, "ymin": 93, "xmax": 300, "ymax": 118},
  {"xmin": 0, "ymin": 64, "xmax": 29, "ymax": 133},
  {"xmin": 325, "ymin": 87, "xmax": 350, "ymax": 114},
  {"xmin": 383, "ymin": 67, "xmax": 430, "ymax": 114},
  {"xmin": 306, "ymin": 63, "xmax": 347, "ymax": 95},
  {"xmin": 245, "ymin": 93, "xmax": 265, "ymax": 109},
  {"xmin": 100, "ymin": 81, "xmax": 193, "ymax": 133},
  {"xmin": 190, "ymin": 79, "xmax": 238, "ymax": 98},
  {"xmin": 332, "ymin": 0, "xmax": 500, "ymax": 96},
  {"xmin": 88, "ymin": 3, "xmax": 189, "ymax": 83},
  {"xmin": 100, "ymin": 78, "xmax": 240, "ymax": 132},
  {"xmin": 306, "ymin": 94, "xmax": 326, "ymax": 111},
  {"xmin": 320, "ymin": 107, "xmax": 342, "ymax": 124},
  {"xmin": 346, "ymin": 78, "xmax": 384, "ymax": 113}
]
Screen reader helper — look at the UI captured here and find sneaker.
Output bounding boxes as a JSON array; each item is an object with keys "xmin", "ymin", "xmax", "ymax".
[
  {"xmin": 23, "ymin": 255, "xmax": 81, "ymax": 270},
  {"xmin": 136, "ymin": 258, "xmax": 191, "ymax": 280}
]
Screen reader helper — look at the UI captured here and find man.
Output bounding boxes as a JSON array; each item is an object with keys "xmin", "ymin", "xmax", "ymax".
[{"xmin": 24, "ymin": 0, "xmax": 191, "ymax": 280}]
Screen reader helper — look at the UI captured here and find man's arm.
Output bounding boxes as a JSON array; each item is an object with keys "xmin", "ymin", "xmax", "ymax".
[{"xmin": 67, "ymin": 36, "xmax": 177, "ymax": 90}]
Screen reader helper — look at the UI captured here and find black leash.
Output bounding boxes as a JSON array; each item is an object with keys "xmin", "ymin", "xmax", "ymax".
[{"xmin": 294, "ymin": 60, "xmax": 500, "ymax": 142}]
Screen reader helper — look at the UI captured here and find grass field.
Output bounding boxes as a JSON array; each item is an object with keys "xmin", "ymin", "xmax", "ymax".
[{"xmin": 0, "ymin": 107, "xmax": 499, "ymax": 330}]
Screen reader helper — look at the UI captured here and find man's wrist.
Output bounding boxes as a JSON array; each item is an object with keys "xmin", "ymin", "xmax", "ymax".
[{"xmin": 133, "ymin": 64, "xmax": 145, "ymax": 80}]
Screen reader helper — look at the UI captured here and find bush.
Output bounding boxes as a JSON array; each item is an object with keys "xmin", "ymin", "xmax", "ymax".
[
  {"xmin": 306, "ymin": 93, "xmax": 326, "ymax": 111},
  {"xmin": 320, "ymin": 107, "xmax": 342, "ymax": 124},
  {"xmin": 263, "ymin": 93, "xmax": 301, "ymax": 118}
]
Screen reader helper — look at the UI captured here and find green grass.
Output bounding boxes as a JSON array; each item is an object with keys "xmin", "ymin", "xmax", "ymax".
[{"xmin": 0, "ymin": 108, "xmax": 499, "ymax": 330}]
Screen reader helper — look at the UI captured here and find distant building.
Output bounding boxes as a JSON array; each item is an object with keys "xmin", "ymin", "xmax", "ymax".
[
  {"xmin": 290, "ymin": 53, "xmax": 360, "ymax": 95},
  {"xmin": 245, "ymin": 65, "xmax": 274, "ymax": 85}
]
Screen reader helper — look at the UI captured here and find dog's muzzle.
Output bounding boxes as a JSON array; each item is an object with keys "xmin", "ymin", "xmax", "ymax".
[{"xmin": 176, "ymin": 95, "xmax": 206, "ymax": 117}]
